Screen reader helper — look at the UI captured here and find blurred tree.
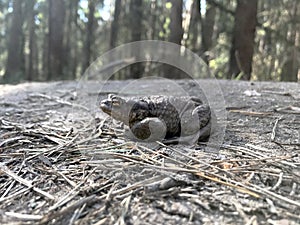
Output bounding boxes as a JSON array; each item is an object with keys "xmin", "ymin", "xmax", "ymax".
[
  {"xmin": 129, "ymin": 0, "xmax": 143, "ymax": 78},
  {"xmin": 205, "ymin": 0, "xmax": 234, "ymax": 78},
  {"xmin": 82, "ymin": 0, "xmax": 96, "ymax": 74},
  {"xmin": 40, "ymin": 1, "xmax": 50, "ymax": 81},
  {"xmin": 4, "ymin": 0, "xmax": 24, "ymax": 83},
  {"xmin": 201, "ymin": 5, "xmax": 216, "ymax": 52},
  {"xmin": 187, "ymin": 0, "xmax": 201, "ymax": 52},
  {"xmin": 150, "ymin": 0, "xmax": 158, "ymax": 40},
  {"xmin": 0, "ymin": 0, "xmax": 299, "ymax": 83},
  {"xmin": 64, "ymin": 0, "xmax": 79, "ymax": 79},
  {"xmin": 280, "ymin": 50, "xmax": 299, "ymax": 82},
  {"xmin": 201, "ymin": 3, "xmax": 216, "ymax": 64},
  {"xmin": 109, "ymin": 0, "xmax": 121, "ymax": 49},
  {"xmin": 228, "ymin": 0, "xmax": 258, "ymax": 80},
  {"xmin": 164, "ymin": 0, "xmax": 184, "ymax": 79},
  {"xmin": 25, "ymin": 0, "xmax": 38, "ymax": 81},
  {"xmin": 168, "ymin": 0, "xmax": 183, "ymax": 45},
  {"xmin": 48, "ymin": 0, "xmax": 65, "ymax": 80},
  {"xmin": 280, "ymin": 1, "xmax": 299, "ymax": 82}
]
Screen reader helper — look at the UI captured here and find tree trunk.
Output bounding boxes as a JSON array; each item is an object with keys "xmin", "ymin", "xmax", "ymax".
[
  {"xmin": 280, "ymin": 1, "xmax": 299, "ymax": 82},
  {"xmin": 228, "ymin": 0, "xmax": 258, "ymax": 80},
  {"xmin": 109, "ymin": 0, "xmax": 121, "ymax": 49},
  {"xmin": 164, "ymin": 0, "xmax": 183, "ymax": 79},
  {"xmin": 129, "ymin": 0, "xmax": 143, "ymax": 78},
  {"xmin": 280, "ymin": 51, "xmax": 299, "ymax": 82},
  {"xmin": 64, "ymin": 0, "xmax": 79, "ymax": 79},
  {"xmin": 201, "ymin": 4, "xmax": 216, "ymax": 56},
  {"xmin": 168, "ymin": 0, "xmax": 183, "ymax": 45},
  {"xmin": 82, "ymin": 0, "xmax": 96, "ymax": 74},
  {"xmin": 187, "ymin": 0, "xmax": 201, "ymax": 52},
  {"xmin": 26, "ymin": 0, "xmax": 38, "ymax": 81},
  {"xmin": 150, "ymin": 0, "xmax": 157, "ymax": 40},
  {"xmin": 48, "ymin": 0, "xmax": 65, "ymax": 80},
  {"xmin": 4, "ymin": 0, "xmax": 24, "ymax": 83},
  {"xmin": 42, "ymin": 27, "xmax": 48, "ymax": 81},
  {"xmin": 71, "ymin": 2, "xmax": 79, "ymax": 78}
]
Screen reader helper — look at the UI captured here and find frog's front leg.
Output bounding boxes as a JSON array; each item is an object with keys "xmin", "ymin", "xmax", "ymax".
[
  {"xmin": 192, "ymin": 105, "xmax": 211, "ymax": 127},
  {"xmin": 193, "ymin": 105, "xmax": 212, "ymax": 141},
  {"xmin": 180, "ymin": 104, "xmax": 211, "ymax": 143},
  {"xmin": 127, "ymin": 118, "xmax": 167, "ymax": 142}
]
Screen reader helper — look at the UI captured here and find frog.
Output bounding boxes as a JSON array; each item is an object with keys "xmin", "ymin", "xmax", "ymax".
[{"xmin": 100, "ymin": 94, "xmax": 211, "ymax": 144}]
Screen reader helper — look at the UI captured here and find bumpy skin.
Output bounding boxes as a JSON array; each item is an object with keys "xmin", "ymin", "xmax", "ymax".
[{"xmin": 100, "ymin": 94, "xmax": 211, "ymax": 143}]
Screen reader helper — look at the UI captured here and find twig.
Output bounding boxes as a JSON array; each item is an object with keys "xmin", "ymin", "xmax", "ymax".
[
  {"xmin": 29, "ymin": 93, "xmax": 89, "ymax": 111},
  {"xmin": 275, "ymin": 106, "xmax": 300, "ymax": 114},
  {"xmin": 0, "ymin": 164, "xmax": 55, "ymax": 200},
  {"xmin": 40, "ymin": 195, "xmax": 99, "ymax": 224},
  {"xmin": 0, "ymin": 136, "xmax": 24, "ymax": 147},
  {"xmin": 223, "ymin": 144, "xmax": 297, "ymax": 168},
  {"xmin": 272, "ymin": 172, "xmax": 283, "ymax": 191},
  {"xmin": 271, "ymin": 117, "xmax": 281, "ymax": 142},
  {"xmin": 4, "ymin": 212, "xmax": 43, "ymax": 221},
  {"xmin": 229, "ymin": 109, "xmax": 273, "ymax": 117},
  {"xmin": 261, "ymin": 90, "xmax": 292, "ymax": 96}
]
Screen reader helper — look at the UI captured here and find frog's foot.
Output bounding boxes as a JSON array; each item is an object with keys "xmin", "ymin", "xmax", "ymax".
[
  {"xmin": 125, "ymin": 117, "xmax": 167, "ymax": 142},
  {"xmin": 197, "ymin": 119, "xmax": 211, "ymax": 141}
]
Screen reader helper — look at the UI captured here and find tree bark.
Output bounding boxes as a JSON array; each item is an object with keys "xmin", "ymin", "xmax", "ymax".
[
  {"xmin": 26, "ymin": 0, "xmax": 38, "ymax": 81},
  {"xmin": 187, "ymin": 0, "xmax": 201, "ymax": 52},
  {"xmin": 200, "ymin": 3, "xmax": 216, "ymax": 65},
  {"xmin": 71, "ymin": 2, "xmax": 79, "ymax": 78},
  {"xmin": 201, "ymin": 4, "xmax": 216, "ymax": 53},
  {"xmin": 129, "ymin": 0, "xmax": 143, "ymax": 78},
  {"xmin": 280, "ymin": 52, "xmax": 299, "ymax": 82},
  {"xmin": 168, "ymin": 0, "xmax": 183, "ymax": 45},
  {"xmin": 280, "ymin": 1, "xmax": 299, "ymax": 82},
  {"xmin": 48, "ymin": 0, "xmax": 65, "ymax": 80},
  {"xmin": 82, "ymin": 0, "xmax": 96, "ymax": 74},
  {"xmin": 109, "ymin": 0, "xmax": 121, "ymax": 49},
  {"xmin": 228, "ymin": 0, "xmax": 258, "ymax": 80},
  {"xmin": 4, "ymin": 0, "xmax": 24, "ymax": 83},
  {"xmin": 164, "ymin": 0, "xmax": 183, "ymax": 79},
  {"xmin": 150, "ymin": 0, "xmax": 157, "ymax": 40},
  {"xmin": 64, "ymin": 0, "xmax": 79, "ymax": 79}
]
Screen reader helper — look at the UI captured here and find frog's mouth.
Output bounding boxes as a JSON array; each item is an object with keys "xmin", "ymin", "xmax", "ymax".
[
  {"xmin": 100, "ymin": 99, "xmax": 128, "ymax": 123},
  {"xmin": 100, "ymin": 99, "xmax": 113, "ymax": 115}
]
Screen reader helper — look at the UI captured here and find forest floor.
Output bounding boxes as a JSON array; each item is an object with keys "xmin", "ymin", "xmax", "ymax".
[{"xmin": 0, "ymin": 79, "xmax": 299, "ymax": 225}]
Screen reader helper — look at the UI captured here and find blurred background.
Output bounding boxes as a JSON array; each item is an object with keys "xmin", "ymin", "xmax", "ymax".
[{"xmin": 0, "ymin": 0, "xmax": 299, "ymax": 84}]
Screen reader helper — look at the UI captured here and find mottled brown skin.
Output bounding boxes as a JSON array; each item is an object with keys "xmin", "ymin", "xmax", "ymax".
[{"xmin": 100, "ymin": 94, "xmax": 211, "ymax": 143}]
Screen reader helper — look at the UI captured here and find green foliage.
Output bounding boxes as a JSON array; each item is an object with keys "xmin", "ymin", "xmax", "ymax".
[{"xmin": 165, "ymin": 2, "xmax": 172, "ymax": 9}]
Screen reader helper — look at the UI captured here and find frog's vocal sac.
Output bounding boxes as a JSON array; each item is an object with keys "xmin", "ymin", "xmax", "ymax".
[{"xmin": 100, "ymin": 94, "xmax": 212, "ymax": 143}]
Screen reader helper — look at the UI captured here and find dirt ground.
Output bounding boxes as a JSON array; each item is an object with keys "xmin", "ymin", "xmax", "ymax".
[{"xmin": 0, "ymin": 79, "xmax": 299, "ymax": 225}]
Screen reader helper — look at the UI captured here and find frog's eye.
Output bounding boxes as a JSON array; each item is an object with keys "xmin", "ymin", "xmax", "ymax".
[
  {"xmin": 108, "ymin": 94, "xmax": 116, "ymax": 100},
  {"xmin": 112, "ymin": 98, "xmax": 120, "ymax": 106},
  {"xmin": 109, "ymin": 95, "xmax": 124, "ymax": 106}
]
